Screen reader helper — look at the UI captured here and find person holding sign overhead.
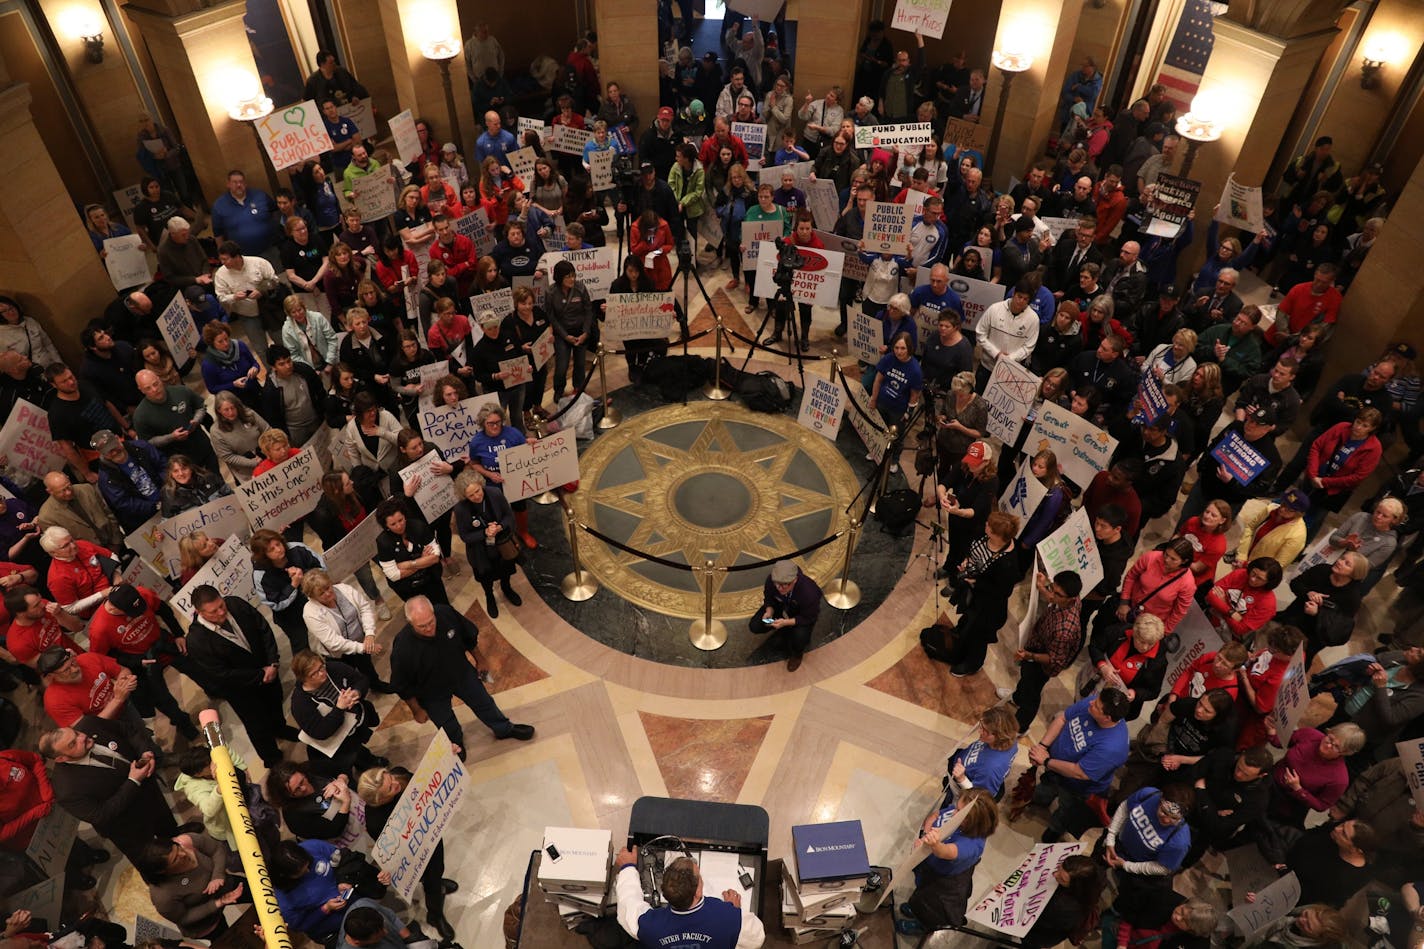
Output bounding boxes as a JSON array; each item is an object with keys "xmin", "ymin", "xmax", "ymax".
[{"xmin": 897, "ymin": 788, "xmax": 1000, "ymax": 936}]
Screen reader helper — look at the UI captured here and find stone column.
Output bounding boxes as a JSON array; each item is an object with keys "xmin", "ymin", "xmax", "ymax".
[
  {"xmin": 124, "ymin": 0, "xmax": 269, "ymax": 201},
  {"xmin": 1320, "ymin": 152, "xmax": 1424, "ymax": 380},
  {"xmin": 330, "ymin": 0, "xmax": 401, "ymax": 126},
  {"xmin": 594, "ymin": 0, "xmax": 660, "ymax": 129},
  {"xmin": 377, "ymin": 0, "xmax": 476, "ymax": 161},
  {"xmin": 1311, "ymin": 0, "xmax": 1424, "ymax": 174},
  {"xmin": 1173, "ymin": 19, "xmax": 1337, "ymax": 260},
  {"xmin": 788, "ymin": 0, "xmax": 869, "ymax": 106},
  {"xmin": 0, "ymin": 83, "xmax": 116, "ymax": 365},
  {"xmin": 982, "ymin": 0, "xmax": 1088, "ymax": 185}
]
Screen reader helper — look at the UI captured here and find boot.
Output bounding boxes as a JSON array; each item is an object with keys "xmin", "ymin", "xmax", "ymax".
[
  {"xmin": 483, "ymin": 583, "xmax": 499, "ymax": 619},
  {"xmin": 500, "ymin": 577, "xmax": 523, "ymax": 607},
  {"xmin": 514, "ymin": 510, "xmax": 538, "ymax": 549}
]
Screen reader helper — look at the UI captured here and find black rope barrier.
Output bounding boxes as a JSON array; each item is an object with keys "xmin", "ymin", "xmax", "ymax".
[
  {"xmin": 576, "ymin": 520, "xmax": 847, "ymax": 575},
  {"xmin": 835, "ymin": 364, "xmax": 889, "ymax": 433},
  {"xmin": 721, "ymin": 530, "xmax": 844, "ymax": 571},
  {"xmin": 723, "ymin": 327, "xmax": 830, "ymax": 361},
  {"xmin": 599, "ymin": 325, "xmax": 716, "ymax": 357}
]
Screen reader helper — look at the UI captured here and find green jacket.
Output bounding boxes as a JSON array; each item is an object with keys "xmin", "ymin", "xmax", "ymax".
[
  {"xmin": 1195, "ymin": 323, "xmax": 1263, "ymax": 380},
  {"xmin": 341, "ymin": 157, "xmax": 384, "ymax": 198},
  {"xmin": 669, "ymin": 162, "xmax": 707, "ymax": 219}
]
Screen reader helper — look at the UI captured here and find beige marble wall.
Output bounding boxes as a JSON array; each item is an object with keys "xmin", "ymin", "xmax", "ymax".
[
  {"xmin": 125, "ymin": 0, "xmax": 269, "ymax": 200},
  {"xmin": 784, "ymin": 0, "xmax": 867, "ymax": 108},
  {"xmin": 1311, "ymin": 0, "xmax": 1424, "ymax": 175},
  {"xmin": 36, "ymin": 0, "xmax": 148, "ymax": 188},
  {"xmin": 0, "ymin": 83, "xmax": 116, "ymax": 365},
  {"xmin": 379, "ymin": 0, "xmax": 477, "ymax": 161},
  {"xmin": 593, "ymin": 0, "xmax": 660, "ymax": 133},
  {"xmin": 331, "ymin": 0, "xmax": 402, "ymax": 127},
  {"xmin": 982, "ymin": 0, "xmax": 1088, "ymax": 185},
  {"xmin": 1067, "ymin": 0, "xmax": 1130, "ymax": 108}
]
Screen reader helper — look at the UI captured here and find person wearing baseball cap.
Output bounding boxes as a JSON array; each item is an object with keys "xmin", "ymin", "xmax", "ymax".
[
  {"xmin": 749, "ymin": 561, "xmax": 822, "ymax": 672},
  {"xmin": 639, "ymin": 106, "xmax": 679, "ymax": 178},
  {"xmin": 89, "ymin": 583, "xmax": 198, "ymax": 740},
  {"xmin": 1230, "ymin": 487, "xmax": 1310, "ymax": 570},
  {"xmin": 934, "ymin": 440, "xmax": 999, "ymax": 581},
  {"xmin": 39, "ymin": 645, "xmax": 140, "ymax": 731},
  {"xmin": 1181, "ymin": 402, "xmax": 1281, "ymax": 527}
]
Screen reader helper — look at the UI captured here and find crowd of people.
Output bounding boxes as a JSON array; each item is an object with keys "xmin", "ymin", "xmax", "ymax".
[{"xmin": 0, "ymin": 9, "xmax": 1417, "ymax": 949}]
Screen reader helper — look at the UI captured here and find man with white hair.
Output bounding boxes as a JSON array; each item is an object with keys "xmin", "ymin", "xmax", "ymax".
[
  {"xmin": 36, "ymin": 471, "xmax": 122, "ymax": 548},
  {"xmin": 388, "ymin": 595, "xmax": 534, "ymax": 760},
  {"xmin": 156, "ymin": 216, "xmax": 213, "ymax": 289}
]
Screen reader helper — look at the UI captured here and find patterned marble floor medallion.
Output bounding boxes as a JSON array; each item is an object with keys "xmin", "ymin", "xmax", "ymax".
[{"xmin": 570, "ymin": 402, "xmax": 859, "ymax": 617}]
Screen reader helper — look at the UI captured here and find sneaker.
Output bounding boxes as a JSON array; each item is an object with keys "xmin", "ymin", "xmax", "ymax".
[
  {"xmin": 377, "ymin": 603, "xmax": 392, "ymax": 622},
  {"xmin": 895, "ymin": 918, "xmax": 926, "ymax": 935},
  {"xmin": 478, "ymin": 669, "xmax": 496, "ymax": 685}
]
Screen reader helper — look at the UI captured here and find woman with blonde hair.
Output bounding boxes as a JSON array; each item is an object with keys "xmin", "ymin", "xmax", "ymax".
[
  {"xmin": 1087, "ymin": 612, "xmax": 1170, "ymax": 720},
  {"xmin": 898, "ymin": 787, "xmax": 1000, "ymax": 935},
  {"xmin": 357, "ymin": 766, "xmax": 459, "ymax": 941},
  {"xmin": 299, "ymin": 569, "xmax": 388, "ymax": 686},
  {"xmin": 944, "ymin": 706, "xmax": 1019, "ymax": 801},
  {"xmin": 1183, "ymin": 363, "xmax": 1225, "ymax": 459},
  {"xmin": 177, "ymin": 531, "xmax": 219, "ymax": 586}
]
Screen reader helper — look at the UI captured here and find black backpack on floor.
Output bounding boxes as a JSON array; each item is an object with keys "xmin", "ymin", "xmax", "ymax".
[
  {"xmin": 738, "ymin": 371, "xmax": 795, "ymax": 413},
  {"xmin": 876, "ymin": 489, "xmax": 919, "ymax": 536}
]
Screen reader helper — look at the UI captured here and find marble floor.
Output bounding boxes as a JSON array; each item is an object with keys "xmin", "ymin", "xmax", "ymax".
[{"xmin": 55, "ymin": 255, "xmax": 1402, "ymax": 948}]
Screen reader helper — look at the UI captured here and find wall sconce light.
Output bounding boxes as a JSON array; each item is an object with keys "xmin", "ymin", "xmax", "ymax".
[
  {"xmin": 62, "ymin": 8, "xmax": 105, "ymax": 63},
  {"xmin": 421, "ymin": 35, "xmax": 465, "ymax": 168},
  {"xmin": 1361, "ymin": 35, "xmax": 1405, "ymax": 89},
  {"xmin": 1175, "ymin": 89, "xmax": 1226, "ymax": 177},
  {"xmin": 224, "ymin": 69, "xmax": 274, "ymax": 122},
  {"xmin": 985, "ymin": 37, "xmax": 1034, "ymax": 178}
]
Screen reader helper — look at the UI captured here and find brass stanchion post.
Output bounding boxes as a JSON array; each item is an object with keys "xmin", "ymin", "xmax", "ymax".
[
  {"xmin": 559, "ymin": 498, "xmax": 598, "ymax": 601},
  {"xmin": 824, "ymin": 519, "xmax": 861, "ymax": 609},
  {"xmin": 595, "ymin": 342, "xmax": 621, "ymax": 430},
  {"xmin": 867, "ymin": 424, "xmax": 898, "ymax": 515},
  {"xmin": 526, "ymin": 412, "xmax": 560, "ymax": 506},
  {"xmin": 704, "ymin": 314, "xmax": 731, "ymax": 400},
  {"xmin": 688, "ymin": 559, "xmax": 728, "ymax": 650}
]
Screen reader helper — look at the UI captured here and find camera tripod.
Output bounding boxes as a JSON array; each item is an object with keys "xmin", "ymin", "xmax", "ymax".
[
  {"xmin": 738, "ymin": 272, "xmax": 809, "ymax": 393},
  {"xmin": 670, "ymin": 237, "xmax": 711, "ymax": 356}
]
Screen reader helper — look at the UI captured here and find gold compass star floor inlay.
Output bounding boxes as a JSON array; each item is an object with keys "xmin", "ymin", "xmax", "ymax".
[{"xmin": 570, "ymin": 402, "xmax": 860, "ymax": 617}]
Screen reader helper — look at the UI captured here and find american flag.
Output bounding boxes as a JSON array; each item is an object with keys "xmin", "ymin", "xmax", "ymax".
[{"xmin": 1156, "ymin": 0, "xmax": 1216, "ymax": 115}]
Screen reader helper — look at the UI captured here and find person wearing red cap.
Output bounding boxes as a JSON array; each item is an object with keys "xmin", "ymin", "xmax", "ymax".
[
  {"xmin": 89, "ymin": 583, "xmax": 198, "ymax": 740},
  {"xmin": 640, "ymin": 106, "xmax": 679, "ymax": 179},
  {"xmin": 934, "ymin": 440, "xmax": 999, "ymax": 577}
]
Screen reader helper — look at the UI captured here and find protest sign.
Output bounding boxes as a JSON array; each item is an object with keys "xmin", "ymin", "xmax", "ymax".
[
  {"xmin": 419, "ymin": 394, "xmax": 503, "ymax": 457},
  {"xmin": 588, "ymin": 149, "xmax": 615, "ymax": 191},
  {"xmin": 454, "ymin": 207, "xmax": 495, "ymax": 255},
  {"xmin": 400, "ymin": 451, "xmax": 458, "ymax": 522},
  {"xmin": 1216, "ymin": 174, "xmax": 1265, "ymax": 233},
  {"xmin": 1145, "ymin": 174, "xmax": 1201, "ymax": 239},
  {"xmin": 119, "ymin": 554, "xmax": 173, "ymax": 600},
  {"xmin": 322, "ymin": 511, "xmax": 382, "ymax": 583},
  {"xmin": 1131, "ymin": 370, "xmax": 1170, "ymax": 426},
  {"xmin": 847, "ymin": 310, "xmax": 881, "ymax": 364},
  {"xmin": 499, "ymin": 356, "xmax": 533, "ymax": 387},
  {"xmin": 1269, "ymin": 647, "xmax": 1310, "ymax": 745},
  {"xmin": 999, "ymin": 457, "xmax": 1048, "ymax": 534},
  {"xmin": 758, "ymin": 159, "xmax": 812, "ymax": 186},
  {"xmin": 604, "ymin": 291, "xmax": 678, "ymax": 342},
  {"xmin": 0, "ymin": 399, "xmax": 62, "ymax": 484},
  {"xmin": 1210, "ymin": 430, "xmax": 1272, "ymax": 486},
  {"xmin": 982, "ymin": 357, "xmax": 1041, "ymax": 445},
  {"xmin": 1227, "ymin": 871, "xmax": 1301, "ymax": 943},
  {"xmin": 159, "ymin": 493, "xmax": 251, "ymax": 574},
  {"xmin": 547, "ymin": 124, "xmax": 593, "ymax": 156},
  {"xmin": 1226, "ymin": 845, "xmax": 1281, "ymax": 911},
  {"xmin": 373, "ymin": 735, "xmax": 468, "ymax": 901},
  {"xmin": 752, "ymin": 242, "xmax": 845, "ymax": 307},
  {"xmin": 389, "ymin": 110, "xmax": 421, "ymax": 164},
  {"xmin": 803, "ymin": 178, "xmax": 841, "ymax": 231},
  {"xmin": 733, "ymin": 122, "xmax": 766, "ymax": 162},
  {"xmin": 944, "ymin": 273, "xmax": 1008, "ymax": 332},
  {"xmin": 942, "ymin": 119, "xmax": 991, "ymax": 164},
  {"xmin": 237, "ymin": 446, "xmax": 324, "ymax": 530},
  {"xmin": 727, "ymin": 0, "xmax": 782, "ymax": 17},
  {"xmin": 507, "ymin": 145, "xmax": 538, "ymax": 184},
  {"xmin": 1397, "ymin": 737, "xmax": 1424, "ymax": 796},
  {"xmin": 699, "ymin": 211, "xmax": 725, "ymax": 249},
  {"xmin": 125, "ymin": 513, "xmax": 169, "ymax": 581},
  {"xmin": 814, "ymin": 230, "xmax": 868, "ymax": 283},
  {"xmin": 903, "ymin": 187, "xmax": 930, "ymax": 221},
  {"xmin": 113, "ymin": 183, "xmax": 144, "ymax": 229},
  {"xmin": 254, "ymin": 101, "xmax": 333, "ymax": 169},
  {"xmin": 1162, "ymin": 606, "xmax": 1224, "ymax": 697},
  {"xmin": 170, "ymin": 534, "xmax": 254, "ymax": 620},
  {"xmin": 531, "ymin": 327, "xmax": 555, "ymax": 370},
  {"xmin": 499, "ymin": 430, "xmax": 579, "ymax": 501},
  {"xmin": 415, "ymin": 362, "xmax": 452, "ymax": 414},
  {"xmin": 1036, "ymin": 507, "xmax": 1104, "ymax": 597},
  {"xmin": 337, "ymin": 99, "xmax": 377, "ymax": 138},
  {"xmin": 740, "ymin": 220, "xmax": 784, "ymax": 268},
  {"xmin": 352, "ymin": 171, "xmax": 397, "ymax": 220},
  {"xmin": 517, "ymin": 116, "xmax": 545, "ymax": 140},
  {"xmin": 156, "ymin": 292, "xmax": 199, "ymax": 359},
  {"xmin": 1, "ymin": 875, "xmax": 62, "ymax": 931},
  {"xmin": 891, "ymin": 0, "xmax": 952, "ymax": 37},
  {"xmin": 864, "ymin": 201, "xmax": 911, "ymax": 255},
  {"xmin": 135, "ymin": 916, "xmax": 181, "ymax": 942},
  {"xmin": 797, "ymin": 377, "xmax": 846, "ymax": 441},
  {"xmin": 853, "ymin": 123, "xmax": 933, "ymax": 150},
  {"xmin": 967, "ymin": 842, "xmax": 1086, "ymax": 937},
  {"xmin": 511, "ymin": 275, "xmax": 546, "ymax": 309},
  {"xmin": 1027, "ymin": 401, "xmax": 1117, "ymax": 490},
  {"xmin": 1288, "ymin": 534, "xmax": 1341, "ymax": 582},
  {"xmin": 104, "ymin": 235, "xmax": 150, "ymax": 291},
  {"xmin": 538, "ymin": 246, "xmax": 619, "ymax": 299},
  {"xmin": 24, "ymin": 808, "xmax": 78, "ymax": 879},
  {"xmin": 469, "ymin": 286, "xmax": 513, "ymax": 322},
  {"xmin": 1040, "ymin": 217, "xmax": 1080, "ymax": 244},
  {"xmin": 842, "ymin": 376, "xmax": 890, "ymax": 462}
]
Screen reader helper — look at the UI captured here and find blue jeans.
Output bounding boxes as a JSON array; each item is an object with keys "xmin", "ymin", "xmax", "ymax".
[{"xmin": 420, "ymin": 663, "xmax": 513, "ymax": 749}]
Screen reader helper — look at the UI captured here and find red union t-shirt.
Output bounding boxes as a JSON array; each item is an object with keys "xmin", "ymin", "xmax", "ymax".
[
  {"xmin": 88, "ymin": 587, "xmax": 164, "ymax": 658},
  {"xmin": 42, "ymin": 652, "xmax": 123, "ymax": 727},
  {"xmin": 5, "ymin": 611, "xmax": 82, "ymax": 665}
]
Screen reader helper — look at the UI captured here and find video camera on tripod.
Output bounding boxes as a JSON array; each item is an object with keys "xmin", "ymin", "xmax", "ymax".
[{"xmin": 772, "ymin": 235, "xmax": 802, "ymax": 290}]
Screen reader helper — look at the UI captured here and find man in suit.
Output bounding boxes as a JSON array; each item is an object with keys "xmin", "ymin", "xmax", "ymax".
[
  {"xmin": 1183, "ymin": 268, "xmax": 1243, "ymax": 332},
  {"xmin": 1047, "ymin": 218, "xmax": 1104, "ymax": 298},
  {"xmin": 39, "ymin": 713, "xmax": 176, "ymax": 863},
  {"xmin": 183, "ymin": 584, "xmax": 298, "ymax": 766}
]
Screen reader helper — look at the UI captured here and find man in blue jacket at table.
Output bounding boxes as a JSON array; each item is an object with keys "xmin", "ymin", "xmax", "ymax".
[{"xmin": 615, "ymin": 844, "xmax": 766, "ymax": 948}]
